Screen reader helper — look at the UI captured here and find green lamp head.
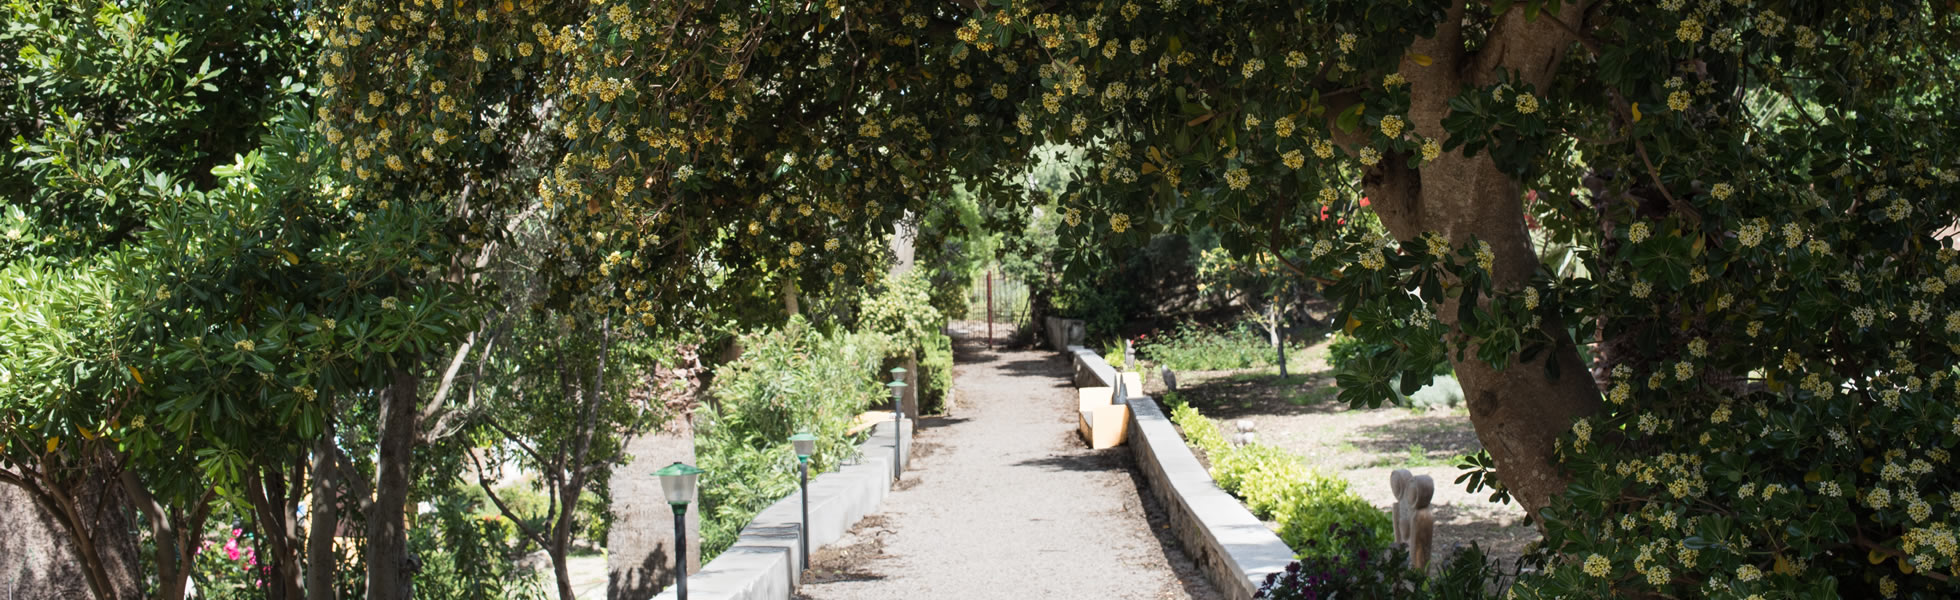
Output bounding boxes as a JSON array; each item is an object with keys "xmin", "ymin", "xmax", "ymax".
[
  {"xmin": 789, "ymin": 432, "xmax": 817, "ymax": 462},
  {"xmin": 654, "ymin": 462, "xmax": 704, "ymax": 509}
]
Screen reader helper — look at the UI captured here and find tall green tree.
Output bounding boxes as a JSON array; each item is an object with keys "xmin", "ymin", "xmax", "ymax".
[{"xmin": 1, "ymin": 2, "xmax": 317, "ymax": 598}]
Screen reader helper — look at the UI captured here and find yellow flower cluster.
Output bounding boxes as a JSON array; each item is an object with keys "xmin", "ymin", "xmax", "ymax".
[
  {"xmin": 1514, "ymin": 92, "xmax": 1538, "ymax": 114},
  {"xmin": 1379, "ymin": 115, "xmax": 1405, "ymax": 138}
]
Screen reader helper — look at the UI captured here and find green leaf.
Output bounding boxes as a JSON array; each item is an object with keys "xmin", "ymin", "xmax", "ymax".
[{"xmin": 1335, "ymin": 103, "xmax": 1365, "ymax": 133}]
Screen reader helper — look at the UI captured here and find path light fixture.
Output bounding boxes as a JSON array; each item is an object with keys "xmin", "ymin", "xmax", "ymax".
[
  {"xmin": 887, "ymin": 370, "xmax": 907, "ymax": 480},
  {"xmin": 789, "ymin": 431, "xmax": 818, "ymax": 569},
  {"xmin": 655, "ymin": 461, "xmax": 704, "ymax": 600}
]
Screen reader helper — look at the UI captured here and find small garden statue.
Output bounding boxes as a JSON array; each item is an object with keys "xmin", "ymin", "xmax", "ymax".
[
  {"xmin": 1161, "ymin": 365, "xmax": 1177, "ymax": 391},
  {"xmin": 1389, "ymin": 469, "xmax": 1436, "ymax": 570},
  {"xmin": 1233, "ymin": 420, "xmax": 1256, "ymax": 447}
]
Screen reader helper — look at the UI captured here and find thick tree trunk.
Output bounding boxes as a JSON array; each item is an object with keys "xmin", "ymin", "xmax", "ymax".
[
  {"xmin": 0, "ymin": 482, "xmax": 115, "ymax": 600},
  {"xmin": 0, "ymin": 461, "xmax": 143, "ymax": 600},
  {"xmin": 1359, "ymin": 1, "xmax": 1605, "ymax": 518},
  {"xmin": 605, "ymin": 419, "xmax": 699, "ymax": 600},
  {"xmin": 367, "ymin": 369, "xmax": 422, "ymax": 600},
  {"xmin": 307, "ymin": 423, "xmax": 340, "ymax": 600}
]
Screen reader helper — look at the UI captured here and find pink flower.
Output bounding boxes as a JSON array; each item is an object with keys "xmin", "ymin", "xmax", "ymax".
[{"xmin": 223, "ymin": 539, "xmax": 240, "ymax": 561}]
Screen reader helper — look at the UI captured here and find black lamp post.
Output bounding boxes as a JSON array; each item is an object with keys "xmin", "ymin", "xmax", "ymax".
[
  {"xmin": 656, "ymin": 461, "xmax": 703, "ymax": 600},
  {"xmin": 789, "ymin": 431, "xmax": 817, "ymax": 569}
]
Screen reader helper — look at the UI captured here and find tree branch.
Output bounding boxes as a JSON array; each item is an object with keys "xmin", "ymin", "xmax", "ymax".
[
  {"xmin": 468, "ymin": 449, "xmax": 549, "ymax": 549},
  {"xmin": 1857, "ymin": 535, "xmax": 1952, "ymax": 583},
  {"xmin": 485, "ymin": 414, "xmax": 550, "ymax": 469}
]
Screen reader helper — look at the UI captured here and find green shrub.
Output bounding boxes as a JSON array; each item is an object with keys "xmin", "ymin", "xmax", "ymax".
[
  {"xmin": 1272, "ymin": 482, "xmax": 1392, "ymax": 557},
  {"xmin": 1328, "ymin": 333, "xmax": 1453, "ymax": 378},
  {"xmin": 409, "ymin": 492, "xmax": 549, "ymax": 600},
  {"xmin": 575, "ymin": 488, "xmax": 611, "ymax": 547},
  {"xmin": 1141, "ymin": 321, "xmax": 1296, "ymax": 371},
  {"xmin": 919, "ymin": 331, "xmax": 954, "ymax": 413},
  {"xmin": 696, "ymin": 318, "xmax": 891, "ymax": 559},
  {"xmin": 1168, "ymin": 394, "xmax": 1227, "ymax": 452},
  {"xmin": 857, "ymin": 274, "xmax": 944, "ymax": 352},
  {"xmin": 1166, "ymin": 395, "xmax": 1391, "ymax": 559},
  {"xmin": 858, "ymin": 273, "xmax": 954, "ymax": 414}
]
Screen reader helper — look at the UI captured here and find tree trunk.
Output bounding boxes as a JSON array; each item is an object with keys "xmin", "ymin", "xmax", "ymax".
[
  {"xmin": 0, "ymin": 449, "xmax": 144, "ymax": 600},
  {"xmin": 119, "ymin": 469, "xmax": 212, "ymax": 600},
  {"xmin": 605, "ymin": 419, "xmax": 698, "ymax": 600},
  {"xmin": 1358, "ymin": 0, "xmax": 1604, "ymax": 519},
  {"xmin": 552, "ymin": 547, "xmax": 577, "ymax": 600},
  {"xmin": 246, "ymin": 461, "xmax": 306, "ymax": 600},
  {"xmin": 367, "ymin": 369, "xmax": 422, "ymax": 600},
  {"xmin": 551, "ymin": 321, "xmax": 606, "ymax": 600},
  {"xmin": 0, "ymin": 482, "xmax": 116, "ymax": 600},
  {"xmin": 782, "ymin": 277, "xmax": 801, "ymax": 317},
  {"xmin": 1272, "ymin": 302, "xmax": 1288, "ymax": 378},
  {"xmin": 307, "ymin": 423, "xmax": 340, "ymax": 600}
]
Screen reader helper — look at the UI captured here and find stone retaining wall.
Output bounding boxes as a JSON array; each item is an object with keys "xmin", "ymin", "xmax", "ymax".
[
  {"xmin": 650, "ymin": 419, "xmax": 913, "ymax": 600},
  {"xmin": 1063, "ymin": 348, "xmax": 1296, "ymax": 600}
]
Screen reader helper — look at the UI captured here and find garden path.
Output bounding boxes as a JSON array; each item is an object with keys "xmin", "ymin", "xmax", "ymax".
[{"xmin": 794, "ymin": 327, "xmax": 1221, "ymax": 600}]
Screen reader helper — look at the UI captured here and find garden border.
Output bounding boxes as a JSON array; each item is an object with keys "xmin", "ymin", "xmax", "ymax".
[
  {"xmin": 1063, "ymin": 345, "xmax": 1296, "ymax": 600},
  {"xmin": 650, "ymin": 419, "xmax": 913, "ymax": 600}
]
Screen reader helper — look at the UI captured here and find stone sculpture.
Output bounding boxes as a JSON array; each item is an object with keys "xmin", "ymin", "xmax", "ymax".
[{"xmin": 1390, "ymin": 468, "xmax": 1436, "ymax": 570}]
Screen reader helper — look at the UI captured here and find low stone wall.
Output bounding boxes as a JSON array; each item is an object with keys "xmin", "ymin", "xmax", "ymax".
[
  {"xmin": 1065, "ymin": 349, "xmax": 1295, "ymax": 600},
  {"xmin": 1066, "ymin": 345, "xmax": 1116, "ymax": 389},
  {"xmin": 651, "ymin": 419, "xmax": 913, "ymax": 600}
]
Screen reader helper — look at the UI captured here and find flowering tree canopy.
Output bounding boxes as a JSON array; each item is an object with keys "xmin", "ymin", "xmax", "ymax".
[
  {"xmin": 963, "ymin": 0, "xmax": 1960, "ymax": 597},
  {"xmin": 3, "ymin": 0, "xmax": 1944, "ymax": 596},
  {"xmin": 301, "ymin": 0, "xmax": 1960, "ymax": 597}
]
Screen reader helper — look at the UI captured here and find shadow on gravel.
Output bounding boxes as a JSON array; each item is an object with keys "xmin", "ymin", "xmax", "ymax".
[
  {"xmin": 1351, "ymin": 414, "xmax": 1482, "ymax": 457},
  {"xmin": 911, "ymin": 416, "xmax": 971, "ymax": 433},
  {"xmin": 993, "ymin": 356, "xmax": 1068, "ymax": 379},
  {"xmin": 1011, "ymin": 450, "xmax": 1125, "ymax": 472}
]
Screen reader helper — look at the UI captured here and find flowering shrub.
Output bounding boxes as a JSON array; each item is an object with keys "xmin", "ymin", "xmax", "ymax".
[
  {"xmin": 190, "ymin": 527, "xmax": 265, "ymax": 599},
  {"xmin": 1168, "ymin": 394, "xmax": 1391, "ymax": 557}
]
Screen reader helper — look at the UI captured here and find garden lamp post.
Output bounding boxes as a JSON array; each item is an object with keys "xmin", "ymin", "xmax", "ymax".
[
  {"xmin": 789, "ymin": 431, "xmax": 817, "ymax": 569},
  {"xmin": 656, "ymin": 461, "xmax": 704, "ymax": 600},
  {"xmin": 888, "ymin": 368, "xmax": 907, "ymax": 479}
]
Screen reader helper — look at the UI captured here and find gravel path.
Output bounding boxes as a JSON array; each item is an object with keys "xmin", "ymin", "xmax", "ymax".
[{"xmin": 795, "ymin": 334, "xmax": 1222, "ymax": 600}]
